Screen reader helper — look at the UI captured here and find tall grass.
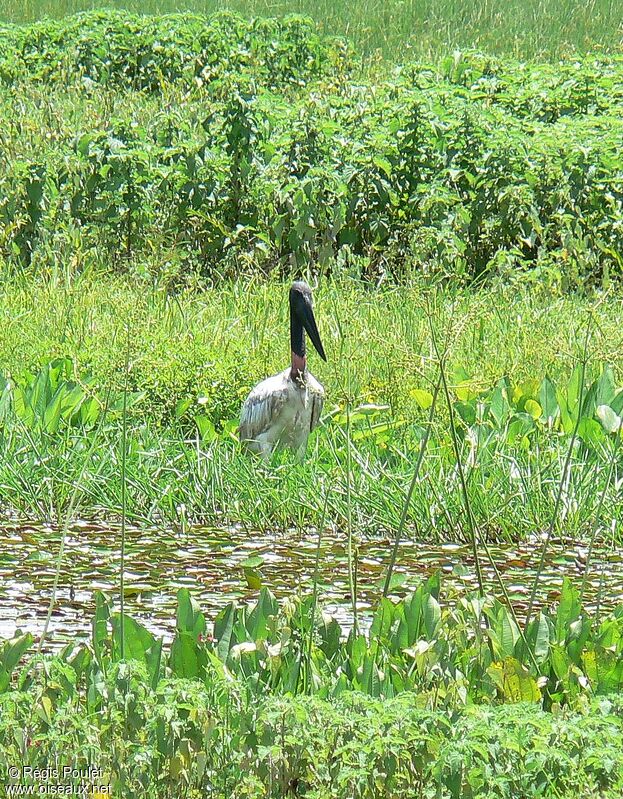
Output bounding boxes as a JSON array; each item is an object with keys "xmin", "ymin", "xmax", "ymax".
[
  {"xmin": 4, "ymin": 275, "xmax": 623, "ymax": 419},
  {"xmin": 118, "ymin": 326, "xmax": 131, "ymax": 657},
  {"xmin": 382, "ymin": 373, "xmax": 440, "ymax": 597},
  {"xmin": 2, "ymin": 0, "xmax": 621, "ymax": 60},
  {"xmin": 524, "ymin": 322, "xmax": 591, "ymax": 630},
  {"xmin": 35, "ymin": 386, "xmax": 112, "ymax": 653},
  {"xmin": 0, "ymin": 274, "xmax": 622, "ymax": 548}
]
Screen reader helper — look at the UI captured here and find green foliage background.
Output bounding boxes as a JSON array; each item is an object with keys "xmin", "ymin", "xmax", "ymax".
[
  {"xmin": 1, "ymin": 7, "xmax": 623, "ymax": 796},
  {"xmin": 3, "ymin": 0, "xmax": 622, "ymax": 61},
  {"xmin": 1, "ymin": 11, "xmax": 622, "ymax": 287}
]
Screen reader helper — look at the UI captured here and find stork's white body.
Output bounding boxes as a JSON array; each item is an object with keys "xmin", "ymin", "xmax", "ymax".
[{"xmin": 239, "ymin": 368, "xmax": 324, "ymax": 460}]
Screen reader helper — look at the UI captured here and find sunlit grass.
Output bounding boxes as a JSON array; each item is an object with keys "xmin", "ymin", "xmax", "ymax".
[
  {"xmin": 3, "ymin": 273, "xmax": 623, "ymax": 403},
  {"xmin": 1, "ymin": 272, "xmax": 622, "ymax": 542}
]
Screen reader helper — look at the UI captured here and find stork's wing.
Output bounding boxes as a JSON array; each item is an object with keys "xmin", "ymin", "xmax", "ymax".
[
  {"xmin": 309, "ymin": 384, "xmax": 324, "ymax": 433},
  {"xmin": 239, "ymin": 374, "xmax": 290, "ymax": 448}
]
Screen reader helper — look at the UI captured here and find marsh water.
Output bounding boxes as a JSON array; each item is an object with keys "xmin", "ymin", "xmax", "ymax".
[{"xmin": 1, "ymin": 520, "xmax": 623, "ymax": 649}]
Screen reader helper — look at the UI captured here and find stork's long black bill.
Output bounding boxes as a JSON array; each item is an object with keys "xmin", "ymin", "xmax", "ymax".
[{"xmin": 300, "ymin": 298, "xmax": 327, "ymax": 361}]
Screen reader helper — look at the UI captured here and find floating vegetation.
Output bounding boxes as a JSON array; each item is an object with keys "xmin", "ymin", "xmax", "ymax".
[{"xmin": 2, "ymin": 521, "xmax": 623, "ymax": 651}]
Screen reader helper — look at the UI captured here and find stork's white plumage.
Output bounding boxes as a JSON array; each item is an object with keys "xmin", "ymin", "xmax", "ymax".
[
  {"xmin": 239, "ymin": 368, "xmax": 324, "ymax": 459},
  {"xmin": 240, "ymin": 281, "xmax": 326, "ymax": 460}
]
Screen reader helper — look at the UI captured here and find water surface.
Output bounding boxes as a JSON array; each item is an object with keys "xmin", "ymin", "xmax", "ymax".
[{"xmin": 1, "ymin": 521, "xmax": 622, "ymax": 649}]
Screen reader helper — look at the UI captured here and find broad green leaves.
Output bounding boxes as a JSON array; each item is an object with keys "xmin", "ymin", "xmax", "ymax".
[
  {"xmin": 0, "ymin": 358, "xmax": 144, "ymax": 436},
  {"xmin": 111, "ymin": 614, "xmax": 163, "ymax": 688},
  {"xmin": 3, "ymin": 576, "xmax": 623, "ymax": 711},
  {"xmin": 2, "ymin": 13, "xmax": 623, "ymax": 281},
  {"xmin": 0, "ymin": 633, "xmax": 33, "ymax": 693},
  {"xmin": 446, "ymin": 363, "xmax": 623, "ymax": 453},
  {"xmin": 170, "ymin": 588, "xmax": 207, "ymax": 679},
  {"xmin": 6, "ymin": 358, "xmax": 98, "ymax": 434}
]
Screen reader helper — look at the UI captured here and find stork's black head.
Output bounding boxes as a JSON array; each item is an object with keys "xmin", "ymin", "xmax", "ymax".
[{"xmin": 289, "ymin": 281, "xmax": 326, "ymax": 362}]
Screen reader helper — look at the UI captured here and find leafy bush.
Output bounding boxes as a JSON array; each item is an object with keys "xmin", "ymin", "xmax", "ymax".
[
  {"xmin": 4, "ymin": 579, "xmax": 623, "ymax": 710},
  {"xmin": 1, "ymin": 584, "xmax": 623, "ymax": 797},
  {"xmin": 0, "ymin": 10, "xmax": 349, "ymax": 91},
  {"xmin": 1, "ymin": 13, "xmax": 622, "ymax": 284}
]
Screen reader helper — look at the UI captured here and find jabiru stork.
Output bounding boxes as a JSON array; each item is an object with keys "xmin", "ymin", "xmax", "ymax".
[{"xmin": 239, "ymin": 281, "xmax": 326, "ymax": 460}]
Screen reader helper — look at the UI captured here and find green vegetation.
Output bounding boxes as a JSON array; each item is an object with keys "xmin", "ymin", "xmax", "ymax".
[
  {"xmin": 1, "ymin": 12, "xmax": 623, "ymax": 288},
  {"xmin": 3, "ymin": 0, "xmax": 622, "ymax": 61},
  {"xmin": 1, "ymin": 277, "xmax": 623, "ymax": 542},
  {"xmin": 2, "ymin": 584, "xmax": 623, "ymax": 796},
  {"xmin": 3, "ymin": 678, "xmax": 622, "ymax": 797},
  {"xmin": 1, "ymin": 6, "xmax": 623, "ymax": 796}
]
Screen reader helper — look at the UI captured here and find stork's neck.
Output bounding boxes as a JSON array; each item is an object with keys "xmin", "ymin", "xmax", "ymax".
[
  {"xmin": 290, "ymin": 351, "xmax": 306, "ymax": 380},
  {"xmin": 290, "ymin": 304, "xmax": 306, "ymax": 380}
]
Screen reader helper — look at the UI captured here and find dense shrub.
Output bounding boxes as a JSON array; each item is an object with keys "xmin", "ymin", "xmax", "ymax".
[
  {"xmin": 1, "ymin": 675, "xmax": 622, "ymax": 797},
  {"xmin": 0, "ymin": 13, "xmax": 622, "ymax": 285},
  {"xmin": 0, "ymin": 10, "xmax": 349, "ymax": 90}
]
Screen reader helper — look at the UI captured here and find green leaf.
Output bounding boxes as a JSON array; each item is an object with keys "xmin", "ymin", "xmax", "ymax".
[
  {"xmin": 372, "ymin": 156, "xmax": 392, "ymax": 177},
  {"xmin": 411, "ymin": 388, "xmax": 433, "ymax": 409},
  {"xmin": 240, "ymin": 555, "xmax": 264, "ymax": 569},
  {"xmin": 243, "ymin": 567, "xmax": 262, "ymax": 589},
  {"xmin": 175, "ymin": 397, "xmax": 192, "ymax": 418},
  {"xmin": 556, "ymin": 388, "xmax": 574, "ymax": 433},
  {"xmin": 319, "ymin": 615, "xmax": 341, "ymax": 659},
  {"xmin": 214, "ymin": 602, "xmax": 236, "ymax": 662},
  {"xmin": 583, "ymin": 646, "xmax": 623, "ymax": 693},
  {"xmin": 555, "ymin": 578, "xmax": 581, "ymax": 644},
  {"xmin": 506, "ymin": 414, "xmax": 534, "ymax": 445},
  {"xmin": 577, "ymin": 417, "xmax": 605, "ymax": 446},
  {"xmin": 247, "ymin": 587, "xmax": 278, "ymax": 641},
  {"xmin": 402, "ymin": 586, "xmax": 424, "ymax": 645},
  {"xmin": 111, "ymin": 614, "xmax": 157, "ymax": 663},
  {"xmin": 487, "ymin": 657, "xmax": 541, "ymax": 702},
  {"xmin": 422, "ymin": 592, "xmax": 440, "ymax": 639},
  {"xmin": 551, "ymin": 644, "xmax": 571, "ymax": 681},
  {"xmin": 495, "ymin": 606, "xmax": 519, "ymax": 658},
  {"xmin": 370, "ymin": 598, "xmax": 394, "ymax": 641},
  {"xmin": 43, "ymin": 391, "xmax": 64, "ymax": 433},
  {"xmin": 594, "ymin": 365, "xmax": 616, "ymax": 407},
  {"xmin": 533, "ymin": 612, "xmax": 550, "ymax": 661},
  {"xmin": 426, "ymin": 571, "xmax": 441, "ymax": 599},
  {"xmin": 489, "ymin": 379, "xmax": 510, "ymax": 426},
  {"xmin": 195, "ymin": 415, "xmax": 216, "ymax": 442},
  {"xmin": 610, "ymin": 390, "xmax": 623, "ymax": 415},
  {"xmin": 146, "ymin": 638, "xmax": 163, "ymax": 689},
  {"xmin": 176, "ymin": 588, "xmax": 206, "ymax": 638},
  {"xmin": 170, "ymin": 631, "xmax": 203, "ymax": 679},
  {"xmin": 455, "ymin": 401, "xmax": 476, "ymax": 425},
  {"xmin": 539, "ymin": 375, "xmax": 558, "ymax": 425},
  {"xmin": 0, "ymin": 633, "xmax": 33, "ymax": 692},
  {"xmin": 381, "ymin": 572, "xmax": 408, "ymax": 593}
]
